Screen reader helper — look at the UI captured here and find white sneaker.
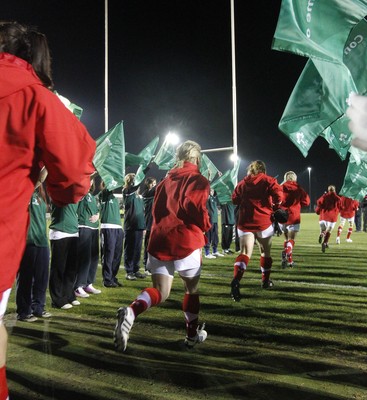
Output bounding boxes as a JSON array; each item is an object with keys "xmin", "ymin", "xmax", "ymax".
[
  {"xmin": 212, "ymin": 252, "xmax": 224, "ymax": 257},
  {"xmin": 75, "ymin": 286, "xmax": 90, "ymax": 298},
  {"xmin": 71, "ymin": 300, "xmax": 81, "ymax": 306},
  {"xmin": 336, "ymin": 237, "xmax": 340, "ymax": 244},
  {"xmin": 185, "ymin": 323, "xmax": 207, "ymax": 348},
  {"xmin": 346, "ymin": 238, "xmax": 353, "ymax": 243},
  {"xmin": 204, "ymin": 254, "xmax": 216, "ymax": 259},
  {"xmin": 84, "ymin": 284, "xmax": 102, "ymax": 294},
  {"xmin": 114, "ymin": 306, "xmax": 135, "ymax": 352},
  {"xmin": 60, "ymin": 303, "xmax": 73, "ymax": 310}
]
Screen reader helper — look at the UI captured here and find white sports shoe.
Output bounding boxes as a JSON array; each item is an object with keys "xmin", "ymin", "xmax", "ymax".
[
  {"xmin": 205, "ymin": 254, "xmax": 216, "ymax": 259},
  {"xmin": 212, "ymin": 252, "xmax": 224, "ymax": 257},
  {"xmin": 346, "ymin": 238, "xmax": 353, "ymax": 243},
  {"xmin": 336, "ymin": 237, "xmax": 340, "ymax": 244},
  {"xmin": 75, "ymin": 286, "xmax": 90, "ymax": 298},
  {"xmin": 114, "ymin": 306, "xmax": 135, "ymax": 352},
  {"xmin": 184, "ymin": 323, "xmax": 207, "ymax": 348},
  {"xmin": 84, "ymin": 284, "xmax": 102, "ymax": 294},
  {"xmin": 71, "ymin": 300, "xmax": 81, "ymax": 306}
]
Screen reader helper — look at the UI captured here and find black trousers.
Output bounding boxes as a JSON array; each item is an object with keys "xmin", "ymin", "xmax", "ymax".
[
  {"xmin": 49, "ymin": 237, "xmax": 78, "ymax": 308},
  {"xmin": 221, "ymin": 224, "xmax": 234, "ymax": 250},
  {"xmin": 100, "ymin": 228, "xmax": 123, "ymax": 284},
  {"xmin": 75, "ymin": 227, "xmax": 99, "ymax": 288},
  {"xmin": 16, "ymin": 244, "xmax": 50, "ymax": 317},
  {"xmin": 124, "ymin": 229, "xmax": 143, "ymax": 274}
]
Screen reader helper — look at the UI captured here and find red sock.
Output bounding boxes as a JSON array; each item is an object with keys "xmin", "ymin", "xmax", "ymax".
[
  {"xmin": 260, "ymin": 256, "xmax": 272, "ymax": 282},
  {"xmin": 287, "ymin": 239, "xmax": 294, "ymax": 263},
  {"xmin": 182, "ymin": 293, "xmax": 200, "ymax": 338},
  {"xmin": 0, "ymin": 365, "xmax": 8, "ymax": 400},
  {"xmin": 130, "ymin": 287, "xmax": 162, "ymax": 318},
  {"xmin": 233, "ymin": 254, "xmax": 249, "ymax": 280},
  {"xmin": 347, "ymin": 228, "xmax": 352, "ymax": 239}
]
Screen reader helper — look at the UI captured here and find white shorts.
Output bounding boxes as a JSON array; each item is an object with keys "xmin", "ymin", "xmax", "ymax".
[
  {"xmin": 0, "ymin": 288, "xmax": 11, "ymax": 325},
  {"xmin": 147, "ymin": 248, "xmax": 202, "ymax": 278},
  {"xmin": 237, "ymin": 224, "xmax": 274, "ymax": 239},
  {"xmin": 339, "ymin": 216, "xmax": 354, "ymax": 226},
  {"xmin": 319, "ymin": 220, "xmax": 336, "ymax": 230},
  {"xmin": 280, "ymin": 223, "xmax": 300, "ymax": 233}
]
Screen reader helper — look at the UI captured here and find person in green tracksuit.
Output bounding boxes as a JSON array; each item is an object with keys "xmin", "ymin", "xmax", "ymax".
[
  {"xmin": 16, "ymin": 185, "xmax": 51, "ymax": 321},
  {"xmin": 204, "ymin": 188, "xmax": 223, "ymax": 259},
  {"xmin": 122, "ymin": 173, "xmax": 146, "ymax": 280},
  {"xmin": 49, "ymin": 203, "xmax": 80, "ymax": 309},
  {"xmin": 99, "ymin": 182, "xmax": 124, "ymax": 288},
  {"xmin": 74, "ymin": 179, "xmax": 101, "ymax": 297}
]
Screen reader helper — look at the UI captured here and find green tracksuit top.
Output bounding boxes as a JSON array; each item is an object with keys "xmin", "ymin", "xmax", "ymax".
[
  {"xmin": 27, "ymin": 192, "xmax": 49, "ymax": 247},
  {"xmin": 49, "ymin": 203, "xmax": 79, "ymax": 234},
  {"xmin": 77, "ymin": 192, "xmax": 99, "ymax": 228},
  {"xmin": 99, "ymin": 189, "xmax": 122, "ymax": 226}
]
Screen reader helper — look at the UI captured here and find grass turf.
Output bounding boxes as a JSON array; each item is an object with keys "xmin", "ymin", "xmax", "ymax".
[{"xmin": 4, "ymin": 213, "xmax": 367, "ymax": 399}]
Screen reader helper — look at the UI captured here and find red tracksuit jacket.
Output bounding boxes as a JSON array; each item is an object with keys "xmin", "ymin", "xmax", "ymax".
[
  {"xmin": 148, "ymin": 162, "xmax": 211, "ymax": 260},
  {"xmin": 0, "ymin": 53, "xmax": 96, "ymax": 292},
  {"xmin": 232, "ymin": 173, "xmax": 283, "ymax": 232},
  {"xmin": 281, "ymin": 181, "xmax": 310, "ymax": 225},
  {"xmin": 339, "ymin": 196, "xmax": 359, "ymax": 219}
]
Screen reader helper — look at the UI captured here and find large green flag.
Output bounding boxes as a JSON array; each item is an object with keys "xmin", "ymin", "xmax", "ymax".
[
  {"xmin": 153, "ymin": 138, "xmax": 177, "ymax": 170},
  {"xmin": 210, "ymin": 160, "xmax": 240, "ymax": 204},
  {"xmin": 55, "ymin": 92, "xmax": 83, "ymax": 120},
  {"xmin": 93, "ymin": 122, "xmax": 125, "ymax": 190},
  {"xmin": 125, "ymin": 152, "xmax": 144, "ymax": 167},
  {"xmin": 340, "ymin": 153, "xmax": 367, "ymax": 200},
  {"xmin": 279, "ymin": 58, "xmax": 354, "ymax": 158},
  {"xmin": 200, "ymin": 154, "xmax": 219, "ymax": 181},
  {"xmin": 134, "ymin": 136, "xmax": 160, "ymax": 186},
  {"xmin": 272, "ymin": 0, "xmax": 367, "ymax": 63}
]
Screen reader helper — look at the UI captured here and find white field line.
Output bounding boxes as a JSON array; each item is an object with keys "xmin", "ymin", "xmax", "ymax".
[{"xmin": 201, "ymin": 272, "xmax": 367, "ymax": 291}]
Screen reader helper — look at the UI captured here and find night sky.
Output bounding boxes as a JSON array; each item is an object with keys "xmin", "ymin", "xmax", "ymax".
[{"xmin": 3, "ymin": 0, "xmax": 349, "ymax": 205}]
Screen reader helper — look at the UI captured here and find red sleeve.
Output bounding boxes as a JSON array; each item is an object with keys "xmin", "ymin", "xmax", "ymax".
[
  {"xmin": 232, "ymin": 181, "xmax": 243, "ymax": 206},
  {"xmin": 300, "ymin": 188, "xmax": 310, "ymax": 207},
  {"xmin": 35, "ymin": 89, "xmax": 96, "ymax": 206},
  {"xmin": 269, "ymin": 178, "xmax": 283, "ymax": 206}
]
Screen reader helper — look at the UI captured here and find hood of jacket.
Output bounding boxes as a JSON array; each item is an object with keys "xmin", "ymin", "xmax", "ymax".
[
  {"xmin": 282, "ymin": 181, "xmax": 299, "ymax": 193},
  {"xmin": 168, "ymin": 161, "xmax": 200, "ymax": 180},
  {"xmin": 0, "ymin": 52, "xmax": 43, "ymax": 99}
]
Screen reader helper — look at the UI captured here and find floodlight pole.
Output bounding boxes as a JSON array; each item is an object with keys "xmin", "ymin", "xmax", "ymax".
[
  {"xmin": 104, "ymin": 0, "xmax": 109, "ymax": 132},
  {"xmin": 230, "ymin": 0, "xmax": 238, "ymax": 184}
]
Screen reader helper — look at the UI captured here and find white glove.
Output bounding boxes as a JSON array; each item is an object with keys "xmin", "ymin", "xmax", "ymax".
[{"xmin": 346, "ymin": 93, "xmax": 367, "ymax": 151}]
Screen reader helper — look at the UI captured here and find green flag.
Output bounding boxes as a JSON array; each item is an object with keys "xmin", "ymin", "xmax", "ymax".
[
  {"xmin": 134, "ymin": 136, "xmax": 160, "ymax": 186},
  {"xmin": 211, "ymin": 160, "xmax": 240, "ymax": 204},
  {"xmin": 125, "ymin": 152, "xmax": 144, "ymax": 167},
  {"xmin": 279, "ymin": 58, "xmax": 354, "ymax": 158},
  {"xmin": 272, "ymin": 0, "xmax": 367, "ymax": 63},
  {"xmin": 93, "ymin": 122, "xmax": 125, "ymax": 190},
  {"xmin": 153, "ymin": 138, "xmax": 177, "ymax": 170},
  {"xmin": 55, "ymin": 92, "xmax": 83, "ymax": 120},
  {"xmin": 200, "ymin": 154, "xmax": 219, "ymax": 181},
  {"xmin": 340, "ymin": 153, "xmax": 367, "ymax": 200}
]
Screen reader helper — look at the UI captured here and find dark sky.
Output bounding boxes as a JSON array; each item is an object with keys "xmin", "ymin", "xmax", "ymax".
[{"xmin": 3, "ymin": 0, "xmax": 349, "ymax": 204}]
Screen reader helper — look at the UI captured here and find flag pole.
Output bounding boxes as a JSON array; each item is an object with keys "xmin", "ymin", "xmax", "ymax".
[
  {"xmin": 104, "ymin": 0, "xmax": 109, "ymax": 132},
  {"xmin": 230, "ymin": 0, "xmax": 238, "ymax": 184}
]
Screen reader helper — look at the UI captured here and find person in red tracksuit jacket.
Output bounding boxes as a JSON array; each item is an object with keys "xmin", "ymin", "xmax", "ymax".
[
  {"xmin": 0, "ymin": 22, "xmax": 95, "ymax": 400},
  {"xmin": 230, "ymin": 160, "xmax": 283, "ymax": 302},
  {"xmin": 280, "ymin": 171, "xmax": 310, "ymax": 268},
  {"xmin": 114, "ymin": 140, "xmax": 211, "ymax": 352},
  {"xmin": 315, "ymin": 186, "xmax": 341, "ymax": 253},
  {"xmin": 336, "ymin": 196, "xmax": 359, "ymax": 244}
]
